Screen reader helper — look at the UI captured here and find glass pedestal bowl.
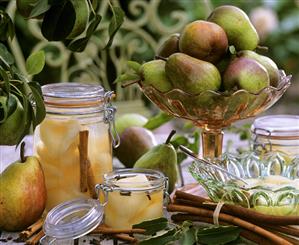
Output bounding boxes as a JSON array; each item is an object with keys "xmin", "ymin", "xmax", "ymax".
[
  {"xmin": 139, "ymin": 70, "xmax": 291, "ymax": 159},
  {"xmin": 189, "ymin": 152, "xmax": 299, "ymax": 216}
]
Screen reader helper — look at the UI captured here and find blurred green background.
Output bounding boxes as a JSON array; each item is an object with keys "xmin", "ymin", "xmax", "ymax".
[{"xmin": 2, "ymin": 0, "xmax": 299, "ymax": 113}]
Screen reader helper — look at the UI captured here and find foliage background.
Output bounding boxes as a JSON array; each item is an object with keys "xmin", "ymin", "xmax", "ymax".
[{"xmin": 2, "ymin": 0, "xmax": 299, "ymax": 113}]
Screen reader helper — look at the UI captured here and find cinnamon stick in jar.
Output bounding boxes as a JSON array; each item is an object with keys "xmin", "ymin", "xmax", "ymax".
[{"xmin": 79, "ymin": 130, "xmax": 97, "ymax": 197}]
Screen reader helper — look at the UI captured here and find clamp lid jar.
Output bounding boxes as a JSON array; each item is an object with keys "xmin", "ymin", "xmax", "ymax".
[
  {"xmin": 34, "ymin": 83, "xmax": 119, "ymax": 211},
  {"xmin": 251, "ymin": 115, "xmax": 299, "ymax": 156},
  {"xmin": 97, "ymin": 168, "xmax": 168, "ymax": 229}
]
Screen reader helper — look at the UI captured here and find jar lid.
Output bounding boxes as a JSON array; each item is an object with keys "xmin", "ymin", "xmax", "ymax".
[
  {"xmin": 252, "ymin": 115, "xmax": 299, "ymax": 137},
  {"xmin": 43, "ymin": 198, "xmax": 103, "ymax": 241}
]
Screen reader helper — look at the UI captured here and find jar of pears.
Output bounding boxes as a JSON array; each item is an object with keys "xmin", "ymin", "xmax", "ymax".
[
  {"xmin": 251, "ymin": 115, "xmax": 299, "ymax": 158},
  {"xmin": 34, "ymin": 83, "xmax": 119, "ymax": 211}
]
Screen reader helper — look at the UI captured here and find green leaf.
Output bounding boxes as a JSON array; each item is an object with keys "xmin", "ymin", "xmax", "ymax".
[
  {"xmin": 0, "ymin": 10, "xmax": 15, "ymax": 41},
  {"xmin": 0, "ymin": 43, "xmax": 14, "ymax": 65},
  {"xmin": 133, "ymin": 217, "xmax": 168, "ymax": 235},
  {"xmin": 41, "ymin": 1, "xmax": 76, "ymax": 41},
  {"xmin": 113, "ymin": 73, "xmax": 140, "ymax": 84},
  {"xmin": 179, "ymin": 222, "xmax": 196, "ymax": 245},
  {"xmin": 29, "ymin": 0, "xmax": 51, "ymax": 18},
  {"xmin": 143, "ymin": 112, "xmax": 173, "ymax": 130},
  {"xmin": 67, "ymin": 14, "xmax": 102, "ymax": 52},
  {"xmin": 127, "ymin": 61, "xmax": 141, "ymax": 73},
  {"xmin": 139, "ymin": 228, "xmax": 177, "ymax": 245},
  {"xmin": 189, "ymin": 130, "xmax": 200, "ymax": 154},
  {"xmin": 104, "ymin": 5, "xmax": 125, "ymax": 49},
  {"xmin": 196, "ymin": 225, "xmax": 241, "ymax": 245},
  {"xmin": 25, "ymin": 50, "xmax": 45, "ymax": 75},
  {"xmin": 0, "ymin": 67, "xmax": 10, "ymax": 93},
  {"xmin": 28, "ymin": 82, "xmax": 46, "ymax": 128}
]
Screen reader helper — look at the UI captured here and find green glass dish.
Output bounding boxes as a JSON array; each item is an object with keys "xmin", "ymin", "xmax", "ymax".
[{"xmin": 189, "ymin": 152, "xmax": 299, "ymax": 216}]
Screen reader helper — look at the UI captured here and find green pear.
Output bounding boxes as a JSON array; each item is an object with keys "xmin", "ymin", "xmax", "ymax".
[
  {"xmin": 140, "ymin": 60, "xmax": 173, "ymax": 92},
  {"xmin": 165, "ymin": 53, "xmax": 221, "ymax": 94},
  {"xmin": 115, "ymin": 113, "xmax": 148, "ymax": 135},
  {"xmin": 115, "ymin": 126, "xmax": 157, "ymax": 168},
  {"xmin": 179, "ymin": 20, "xmax": 228, "ymax": 64},
  {"xmin": 157, "ymin": 33, "xmax": 180, "ymax": 58},
  {"xmin": 238, "ymin": 50, "xmax": 279, "ymax": 87},
  {"xmin": 0, "ymin": 143, "xmax": 47, "ymax": 231},
  {"xmin": 207, "ymin": 5, "xmax": 259, "ymax": 51},
  {"xmin": 0, "ymin": 94, "xmax": 25, "ymax": 145},
  {"xmin": 134, "ymin": 130, "xmax": 178, "ymax": 193},
  {"xmin": 223, "ymin": 57, "xmax": 270, "ymax": 93}
]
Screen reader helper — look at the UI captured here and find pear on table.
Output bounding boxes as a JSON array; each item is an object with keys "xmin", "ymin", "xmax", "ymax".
[{"xmin": 0, "ymin": 142, "xmax": 46, "ymax": 231}]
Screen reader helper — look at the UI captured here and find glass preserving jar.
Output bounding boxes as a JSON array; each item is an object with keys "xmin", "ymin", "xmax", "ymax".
[
  {"xmin": 97, "ymin": 168, "xmax": 168, "ymax": 229},
  {"xmin": 34, "ymin": 83, "xmax": 119, "ymax": 211},
  {"xmin": 40, "ymin": 168, "xmax": 168, "ymax": 244},
  {"xmin": 251, "ymin": 115, "xmax": 299, "ymax": 157}
]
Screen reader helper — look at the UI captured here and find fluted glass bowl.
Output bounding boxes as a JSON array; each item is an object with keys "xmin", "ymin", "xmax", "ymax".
[
  {"xmin": 140, "ymin": 70, "xmax": 291, "ymax": 128},
  {"xmin": 189, "ymin": 152, "xmax": 299, "ymax": 216}
]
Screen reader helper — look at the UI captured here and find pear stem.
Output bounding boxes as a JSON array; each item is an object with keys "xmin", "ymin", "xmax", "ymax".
[
  {"xmin": 121, "ymin": 79, "xmax": 141, "ymax": 88},
  {"xmin": 154, "ymin": 55, "xmax": 168, "ymax": 61},
  {"xmin": 165, "ymin": 130, "xmax": 176, "ymax": 144},
  {"xmin": 20, "ymin": 141, "xmax": 26, "ymax": 163}
]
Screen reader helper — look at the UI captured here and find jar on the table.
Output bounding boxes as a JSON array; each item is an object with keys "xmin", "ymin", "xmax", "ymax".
[
  {"xmin": 251, "ymin": 115, "xmax": 299, "ymax": 157},
  {"xmin": 34, "ymin": 83, "xmax": 119, "ymax": 211},
  {"xmin": 40, "ymin": 168, "xmax": 168, "ymax": 244}
]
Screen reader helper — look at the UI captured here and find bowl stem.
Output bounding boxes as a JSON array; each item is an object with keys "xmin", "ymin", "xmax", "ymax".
[{"xmin": 201, "ymin": 126, "xmax": 224, "ymax": 159}]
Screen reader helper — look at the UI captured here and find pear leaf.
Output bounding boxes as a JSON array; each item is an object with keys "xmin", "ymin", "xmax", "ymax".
[
  {"xmin": 139, "ymin": 228, "xmax": 177, "ymax": 245},
  {"xmin": 29, "ymin": 0, "xmax": 51, "ymax": 19},
  {"xmin": 143, "ymin": 112, "xmax": 173, "ymax": 130},
  {"xmin": 0, "ymin": 43, "xmax": 14, "ymax": 65},
  {"xmin": 28, "ymin": 81, "xmax": 46, "ymax": 128},
  {"xmin": 104, "ymin": 5, "xmax": 125, "ymax": 49},
  {"xmin": 127, "ymin": 61, "xmax": 141, "ymax": 73},
  {"xmin": 196, "ymin": 225, "xmax": 241, "ymax": 245},
  {"xmin": 113, "ymin": 73, "xmax": 140, "ymax": 84},
  {"xmin": 133, "ymin": 217, "xmax": 168, "ymax": 235},
  {"xmin": 41, "ymin": 1, "xmax": 75, "ymax": 41},
  {"xmin": 25, "ymin": 50, "xmax": 45, "ymax": 75}
]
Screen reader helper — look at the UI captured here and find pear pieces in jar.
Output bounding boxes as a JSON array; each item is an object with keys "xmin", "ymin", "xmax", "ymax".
[{"xmin": 104, "ymin": 174, "xmax": 164, "ymax": 229}]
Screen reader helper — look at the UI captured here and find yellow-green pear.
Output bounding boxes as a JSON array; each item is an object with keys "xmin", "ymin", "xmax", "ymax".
[
  {"xmin": 0, "ymin": 143, "xmax": 47, "ymax": 231},
  {"xmin": 140, "ymin": 60, "xmax": 173, "ymax": 92},
  {"xmin": 207, "ymin": 5, "xmax": 259, "ymax": 51},
  {"xmin": 134, "ymin": 130, "xmax": 178, "ymax": 193}
]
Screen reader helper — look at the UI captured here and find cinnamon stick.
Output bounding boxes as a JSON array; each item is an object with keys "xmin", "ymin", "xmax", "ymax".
[
  {"xmin": 266, "ymin": 228, "xmax": 299, "ymax": 245},
  {"xmin": 167, "ymin": 204, "xmax": 292, "ymax": 245},
  {"xmin": 171, "ymin": 213, "xmax": 273, "ymax": 245},
  {"xmin": 19, "ymin": 218, "xmax": 43, "ymax": 239},
  {"xmin": 113, "ymin": 233, "xmax": 137, "ymax": 243},
  {"xmin": 25, "ymin": 230, "xmax": 45, "ymax": 245},
  {"xmin": 175, "ymin": 190, "xmax": 299, "ymax": 225},
  {"xmin": 79, "ymin": 130, "xmax": 97, "ymax": 197},
  {"xmin": 79, "ymin": 130, "xmax": 89, "ymax": 192},
  {"xmin": 89, "ymin": 225, "xmax": 145, "ymax": 235}
]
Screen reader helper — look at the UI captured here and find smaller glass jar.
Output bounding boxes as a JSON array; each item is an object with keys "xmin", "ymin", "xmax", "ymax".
[
  {"xmin": 40, "ymin": 169, "xmax": 168, "ymax": 244},
  {"xmin": 251, "ymin": 115, "xmax": 299, "ymax": 157},
  {"xmin": 98, "ymin": 168, "xmax": 168, "ymax": 229}
]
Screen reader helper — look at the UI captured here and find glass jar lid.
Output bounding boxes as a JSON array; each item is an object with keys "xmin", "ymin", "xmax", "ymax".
[
  {"xmin": 43, "ymin": 198, "xmax": 103, "ymax": 241},
  {"xmin": 252, "ymin": 115, "xmax": 299, "ymax": 138}
]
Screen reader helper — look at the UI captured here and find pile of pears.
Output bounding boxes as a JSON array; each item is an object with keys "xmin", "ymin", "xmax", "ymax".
[{"xmin": 135, "ymin": 5, "xmax": 280, "ymax": 95}]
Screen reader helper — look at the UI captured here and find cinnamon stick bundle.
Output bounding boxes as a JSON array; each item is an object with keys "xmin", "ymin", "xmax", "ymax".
[
  {"xmin": 167, "ymin": 204, "xmax": 292, "ymax": 245},
  {"xmin": 175, "ymin": 190, "xmax": 299, "ymax": 225},
  {"xmin": 25, "ymin": 230, "xmax": 45, "ymax": 245},
  {"xmin": 19, "ymin": 218, "xmax": 43, "ymax": 240},
  {"xmin": 89, "ymin": 224, "xmax": 145, "ymax": 235}
]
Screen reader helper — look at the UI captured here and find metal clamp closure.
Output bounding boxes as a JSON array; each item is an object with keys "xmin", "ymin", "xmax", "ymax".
[
  {"xmin": 253, "ymin": 128, "xmax": 273, "ymax": 153},
  {"xmin": 103, "ymin": 91, "xmax": 120, "ymax": 148},
  {"xmin": 95, "ymin": 184, "xmax": 113, "ymax": 206}
]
